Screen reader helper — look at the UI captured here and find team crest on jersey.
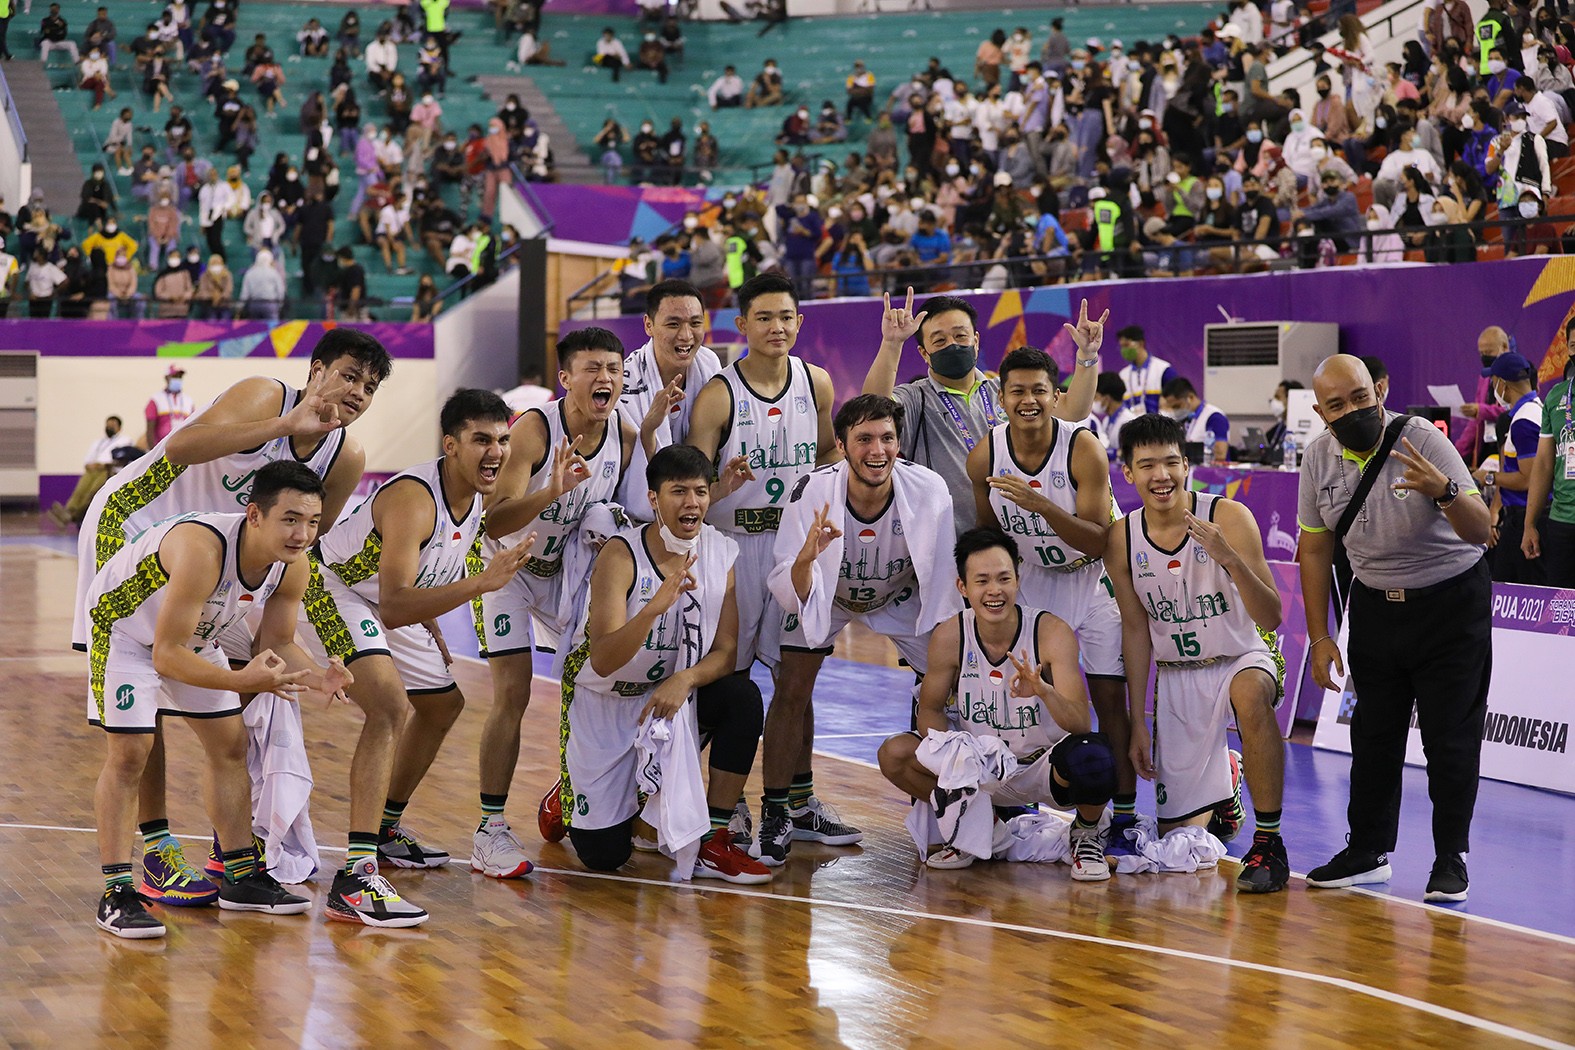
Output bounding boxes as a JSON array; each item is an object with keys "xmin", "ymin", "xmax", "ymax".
[
  {"xmin": 893, "ymin": 518, "xmax": 904, "ymax": 536},
  {"xmin": 1194, "ymin": 545, "xmax": 1209, "ymax": 564},
  {"xmin": 601, "ymin": 461, "xmax": 616, "ymax": 479},
  {"xmin": 737, "ymin": 400, "xmax": 752, "ymax": 423},
  {"xmin": 966, "ymin": 647, "xmax": 977, "ymax": 668},
  {"xmin": 639, "ymin": 575, "xmax": 653, "ymax": 598},
  {"xmin": 794, "ymin": 395, "xmax": 809, "ymax": 415},
  {"xmin": 215, "ymin": 581, "xmax": 232, "ymax": 596},
  {"xmin": 1050, "ymin": 471, "xmax": 1068, "ymax": 489},
  {"xmin": 1392, "ymin": 486, "xmax": 1410, "ymax": 501},
  {"xmin": 1136, "ymin": 551, "xmax": 1152, "ymax": 577}
]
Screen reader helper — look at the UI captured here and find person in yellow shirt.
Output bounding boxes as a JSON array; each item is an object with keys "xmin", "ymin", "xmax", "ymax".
[{"xmin": 81, "ymin": 219, "xmax": 139, "ymax": 267}]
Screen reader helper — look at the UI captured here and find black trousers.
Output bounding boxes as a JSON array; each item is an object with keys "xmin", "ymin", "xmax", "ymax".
[
  {"xmin": 1542, "ymin": 517, "xmax": 1575, "ymax": 588},
  {"xmin": 1492, "ymin": 503, "xmax": 1546, "ymax": 585},
  {"xmin": 1346, "ymin": 558, "xmax": 1492, "ymax": 856}
]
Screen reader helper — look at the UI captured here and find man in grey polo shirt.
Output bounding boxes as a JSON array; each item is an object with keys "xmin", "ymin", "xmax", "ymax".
[
  {"xmin": 862, "ymin": 289, "xmax": 1101, "ymax": 535},
  {"xmin": 1297, "ymin": 354, "xmax": 1493, "ymax": 904}
]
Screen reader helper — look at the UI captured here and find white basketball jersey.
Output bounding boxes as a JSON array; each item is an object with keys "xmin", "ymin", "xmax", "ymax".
[
  {"xmin": 1124, "ymin": 493, "xmax": 1269, "ymax": 662},
  {"xmin": 705, "ymin": 357, "xmax": 819, "ymax": 535},
  {"xmin": 317, "ymin": 457, "xmax": 483, "ymax": 605},
  {"xmin": 985, "ymin": 420, "xmax": 1100, "ymax": 572},
  {"xmin": 835, "ymin": 490, "xmax": 917, "ymax": 615},
  {"xmin": 86, "ymin": 512, "xmax": 286, "ymax": 652},
  {"xmin": 570, "ymin": 525, "xmax": 707, "ymax": 697},
  {"xmin": 95, "ymin": 380, "xmax": 346, "ymax": 567},
  {"xmin": 619, "ymin": 341, "xmax": 721, "ymax": 447},
  {"xmin": 950, "ymin": 606, "xmax": 1066, "ymax": 759},
  {"xmin": 493, "ymin": 399, "xmax": 627, "ymax": 579}
]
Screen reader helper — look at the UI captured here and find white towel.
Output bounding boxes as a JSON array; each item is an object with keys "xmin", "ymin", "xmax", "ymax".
[
  {"xmin": 634, "ymin": 702, "xmax": 710, "ymax": 881},
  {"xmin": 767, "ymin": 459, "xmax": 960, "ymax": 649},
  {"xmin": 243, "ymin": 692, "xmax": 321, "ymax": 884},
  {"xmin": 904, "ymin": 729, "xmax": 1016, "ymax": 861}
]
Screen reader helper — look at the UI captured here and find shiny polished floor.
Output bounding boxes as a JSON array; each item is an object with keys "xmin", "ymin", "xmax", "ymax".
[{"xmin": 5, "ymin": 520, "xmax": 1575, "ymax": 1049}]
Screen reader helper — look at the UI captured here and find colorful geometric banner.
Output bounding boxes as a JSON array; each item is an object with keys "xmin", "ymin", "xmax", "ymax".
[{"xmin": 0, "ymin": 320, "xmax": 435, "ymax": 359}]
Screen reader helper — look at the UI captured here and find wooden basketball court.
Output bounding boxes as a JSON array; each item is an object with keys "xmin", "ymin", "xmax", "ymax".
[{"xmin": 5, "ymin": 533, "xmax": 1574, "ymax": 1048}]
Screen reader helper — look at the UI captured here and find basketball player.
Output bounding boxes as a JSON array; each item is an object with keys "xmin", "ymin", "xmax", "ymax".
[
  {"xmin": 759, "ymin": 395, "xmax": 959, "ymax": 864},
  {"xmin": 616, "ymin": 280, "xmax": 723, "ymax": 516},
  {"xmin": 965, "ymin": 345, "xmax": 1138, "ymax": 864},
  {"xmin": 876, "ymin": 527, "xmax": 1117, "ymax": 878},
  {"xmin": 87, "ymin": 462, "xmax": 350, "ymax": 938},
  {"xmin": 688, "ymin": 272, "xmax": 838, "ymax": 845},
  {"xmin": 304, "ymin": 389, "xmax": 536, "ymax": 926},
  {"xmin": 471, "ymin": 328, "xmax": 635, "ymax": 879},
  {"xmin": 1105, "ymin": 414, "xmax": 1290, "ymax": 893},
  {"xmin": 72, "ymin": 329, "xmax": 391, "ymax": 908},
  {"xmin": 542, "ymin": 445, "xmax": 772, "ymax": 884}
]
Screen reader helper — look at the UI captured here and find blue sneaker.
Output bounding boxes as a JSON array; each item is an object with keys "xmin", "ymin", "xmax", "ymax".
[
  {"xmin": 1104, "ymin": 813, "xmax": 1140, "ymax": 863},
  {"xmin": 140, "ymin": 838, "xmax": 219, "ymax": 907}
]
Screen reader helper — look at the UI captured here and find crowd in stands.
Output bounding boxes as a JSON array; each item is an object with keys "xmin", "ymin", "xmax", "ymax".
[
  {"xmin": 591, "ymin": 0, "xmax": 1575, "ymax": 307},
  {"xmin": 0, "ymin": 0, "xmax": 540, "ymax": 321}
]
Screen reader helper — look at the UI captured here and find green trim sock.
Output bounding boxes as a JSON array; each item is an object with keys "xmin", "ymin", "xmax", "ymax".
[
  {"xmin": 1112, "ymin": 793, "xmax": 1137, "ymax": 819},
  {"xmin": 139, "ymin": 820, "xmax": 173, "ymax": 851},
  {"xmin": 1073, "ymin": 814, "xmax": 1100, "ymax": 831},
  {"xmin": 478, "ymin": 792, "xmax": 508, "ymax": 832},
  {"xmin": 380, "ymin": 799, "xmax": 409, "ymax": 835},
  {"xmin": 103, "ymin": 862, "xmax": 134, "ymax": 893},
  {"xmin": 788, "ymin": 773, "xmax": 813, "ymax": 811},
  {"xmin": 703, "ymin": 806, "xmax": 732, "ymax": 843},
  {"xmin": 346, "ymin": 832, "xmax": 378, "ymax": 874},
  {"xmin": 1254, "ymin": 809, "xmax": 1283, "ymax": 836},
  {"xmin": 221, "ymin": 847, "xmax": 257, "ymax": 882},
  {"xmin": 762, "ymin": 788, "xmax": 790, "ymax": 813}
]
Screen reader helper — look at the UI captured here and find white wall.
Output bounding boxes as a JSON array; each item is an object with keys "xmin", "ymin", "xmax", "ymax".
[
  {"xmin": 434, "ymin": 268, "xmax": 523, "ymax": 395},
  {"xmin": 34, "ymin": 356, "xmax": 437, "ymax": 477},
  {"xmin": 0, "ymin": 66, "xmax": 32, "ymax": 219}
]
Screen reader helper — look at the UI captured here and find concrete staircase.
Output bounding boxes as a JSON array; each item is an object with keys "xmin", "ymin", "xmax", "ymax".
[
  {"xmin": 473, "ymin": 74, "xmax": 599, "ymax": 184},
  {"xmin": 1, "ymin": 58, "xmax": 89, "ymax": 216}
]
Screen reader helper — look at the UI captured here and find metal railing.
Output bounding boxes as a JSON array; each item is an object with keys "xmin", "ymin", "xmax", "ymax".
[{"xmin": 563, "ymin": 209, "xmax": 1575, "ymax": 316}]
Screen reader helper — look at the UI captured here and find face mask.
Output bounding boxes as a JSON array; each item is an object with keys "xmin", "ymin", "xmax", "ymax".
[
  {"xmin": 945, "ymin": 162, "xmax": 960, "ymax": 176},
  {"xmin": 1247, "ymin": 129, "xmax": 1263, "ymax": 143},
  {"xmin": 641, "ymin": 124, "xmax": 653, "ymax": 134},
  {"xmin": 1324, "ymin": 185, "xmax": 1340, "ymax": 197},
  {"xmin": 105, "ymin": 224, "xmax": 117, "ymax": 235},
  {"xmin": 106, "ymin": 425, "xmax": 119, "ymax": 438},
  {"xmin": 1376, "ymin": 115, "xmax": 1389, "ymax": 129},
  {"xmin": 1206, "ymin": 187, "xmax": 1222, "ymax": 201},
  {"xmin": 1489, "ymin": 59, "xmax": 1507, "ymax": 74},
  {"xmin": 1510, "ymin": 118, "xmax": 1527, "ymax": 133},
  {"xmin": 187, "ymin": 253, "xmax": 200, "ymax": 263},
  {"xmin": 1071, "ymin": 59, "xmax": 1085, "ymax": 71},
  {"xmin": 1268, "ymin": 397, "xmax": 1286, "ymax": 418},
  {"xmin": 168, "ymin": 378, "xmax": 184, "ymax": 393},
  {"xmin": 1520, "ymin": 199, "xmax": 1541, "ymax": 218},
  {"xmin": 1326, "ymin": 404, "xmax": 1383, "ymax": 451},
  {"xmin": 1163, "ymin": 406, "xmax": 1190, "ymax": 421},
  {"xmin": 928, "ymin": 343, "xmax": 978, "ymax": 380},
  {"xmin": 1317, "ymin": 87, "xmax": 1331, "ymax": 98},
  {"xmin": 1119, "ymin": 343, "xmax": 1141, "ymax": 363},
  {"xmin": 1139, "ymin": 117, "xmax": 1153, "ymax": 130},
  {"xmin": 1367, "ymin": 217, "xmax": 1384, "ymax": 230},
  {"xmin": 1290, "ymin": 120, "xmax": 1306, "ymax": 133},
  {"xmin": 1495, "ymin": 385, "xmax": 1515, "ymax": 409},
  {"xmin": 656, "ymin": 505, "xmax": 699, "ymax": 557},
  {"xmin": 683, "ymin": 217, "xmax": 698, "ymax": 230}
]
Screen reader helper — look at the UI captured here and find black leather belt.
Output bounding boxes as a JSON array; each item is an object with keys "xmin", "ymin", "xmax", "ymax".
[{"xmin": 1356, "ymin": 560, "xmax": 1483, "ymax": 603}]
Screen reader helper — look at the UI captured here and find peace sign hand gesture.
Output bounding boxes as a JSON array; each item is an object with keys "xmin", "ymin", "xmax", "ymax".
[
  {"xmin": 1062, "ymin": 298, "xmax": 1110, "ymax": 362},
  {"xmin": 880, "ymin": 286, "xmax": 928, "ymax": 346},
  {"xmin": 1390, "ymin": 437, "xmax": 1452, "ymax": 501}
]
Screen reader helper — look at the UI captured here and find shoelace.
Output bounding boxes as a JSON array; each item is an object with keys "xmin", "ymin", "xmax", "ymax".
[
  {"xmin": 357, "ymin": 870, "xmax": 402, "ymax": 900},
  {"xmin": 154, "ymin": 840, "xmax": 200, "ymax": 881},
  {"xmin": 807, "ymin": 798, "xmax": 850, "ymax": 828}
]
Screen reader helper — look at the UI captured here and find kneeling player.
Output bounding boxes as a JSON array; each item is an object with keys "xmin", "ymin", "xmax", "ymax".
[
  {"xmin": 87, "ymin": 462, "xmax": 350, "ymax": 938},
  {"xmin": 877, "ymin": 528, "xmax": 1117, "ymax": 880},
  {"xmin": 1105, "ymin": 414, "xmax": 1289, "ymax": 893},
  {"xmin": 545, "ymin": 445, "xmax": 772, "ymax": 884}
]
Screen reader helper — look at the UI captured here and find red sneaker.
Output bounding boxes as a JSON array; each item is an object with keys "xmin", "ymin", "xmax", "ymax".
[
  {"xmin": 693, "ymin": 828, "xmax": 773, "ymax": 884},
  {"xmin": 538, "ymin": 782, "xmax": 567, "ymax": 843}
]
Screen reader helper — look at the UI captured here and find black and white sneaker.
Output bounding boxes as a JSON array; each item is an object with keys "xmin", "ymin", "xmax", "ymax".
[
  {"xmin": 377, "ymin": 823, "xmax": 451, "ymax": 868},
  {"xmin": 218, "ymin": 870, "xmax": 312, "ymax": 914},
  {"xmin": 97, "ymin": 884, "xmax": 167, "ymax": 939},
  {"xmin": 727, "ymin": 799, "xmax": 754, "ymax": 853},
  {"xmin": 753, "ymin": 805, "xmax": 794, "ymax": 867},
  {"xmin": 789, "ymin": 797, "xmax": 863, "ymax": 845},
  {"xmin": 1424, "ymin": 853, "xmax": 1469, "ymax": 902},
  {"xmin": 1306, "ymin": 841, "xmax": 1393, "ymax": 889},
  {"xmin": 326, "ymin": 858, "xmax": 429, "ymax": 928}
]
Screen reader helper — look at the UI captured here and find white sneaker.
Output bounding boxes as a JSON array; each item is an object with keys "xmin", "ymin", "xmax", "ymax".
[
  {"xmin": 470, "ymin": 822, "xmax": 535, "ymax": 879},
  {"xmin": 925, "ymin": 846, "xmax": 976, "ymax": 869},
  {"xmin": 1070, "ymin": 827, "xmax": 1111, "ymax": 882},
  {"xmin": 727, "ymin": 800, "xmax": 754, "ymax": 852},
  {"xmin": 631, "ymin": 834, "xmax": 662, "ymax": 853}
]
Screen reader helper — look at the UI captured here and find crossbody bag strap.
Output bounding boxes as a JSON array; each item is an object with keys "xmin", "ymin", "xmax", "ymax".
[{"xmin": 1334, "ymin": 415, "xmax": 1413, "ymax": 543}]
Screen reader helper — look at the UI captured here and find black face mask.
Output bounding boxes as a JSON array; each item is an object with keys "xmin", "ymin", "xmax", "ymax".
[
  {"xmin": 1326, "ymin": 404, "xmax": 1384, "ymax": 451},
  {"xmin": 1324, "ymin": 185, "xmax": 1340, "ymax": 198},
  {"xmin": 1481, "ymin": 353, "xmax": 1497, "ymax": 368},
  {"xmin": 928, "ymin": 343, "xmax": 978, "ymax": 381}
]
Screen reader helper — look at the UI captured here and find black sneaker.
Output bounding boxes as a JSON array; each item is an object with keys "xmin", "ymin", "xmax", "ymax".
[
  {"xmin": 325, "ymin": 857, "xmax": 428, "ymax": 928},
  {"xmin": 96, "ymin": 884, "xmax": 167, "ymax": 939},
  {"xmin": 1236, "ymin": 831, "xmax": 1290, "ymax": 894},
  {"xmin": 377, "ymin": 823, "xmax": 452, "ymax": 869},
  {"xmin": 1306, "ymin": 842, "xmax": 1393, "ymax": 889},
  {"xmin": 1424, "ymin": 853, "xmax": 1469, "ymax": 902},
  {"xmin": 752, "ymin": 805, "xmax": 793, "ymax": 867},
  {"xmin": 218, "ymin": 870, "xmax": 312, "ymax": 914}
]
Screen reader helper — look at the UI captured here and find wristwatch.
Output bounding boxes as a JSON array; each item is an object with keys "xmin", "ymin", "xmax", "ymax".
[
  {"xmin": 1483, "ymin": 470, "xmax": 1497, "ymax": 488},
  {"xmin": 1434, "ymin": 480, "xmax": 1459, "ymax": 509},
  {"xmin": 1076, "ymin": 355, "xmax": 1099, "ymax": 368}
]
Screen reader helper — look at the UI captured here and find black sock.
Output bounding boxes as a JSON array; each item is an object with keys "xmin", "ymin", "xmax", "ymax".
[
  {"xmin": 762, "ymin": 787, "xmax": 789, "ymax": 811},
  {"xmin": 1112, "ymin": 793, "xmax": 1137, "ymax": 818},
  {"xmin": 704, "ymin": 805, "xmax": 732, "ymax": 843},
  {"xmin": 1255, "ymin": 809, "xmax": 1282, "ymax": 836}
]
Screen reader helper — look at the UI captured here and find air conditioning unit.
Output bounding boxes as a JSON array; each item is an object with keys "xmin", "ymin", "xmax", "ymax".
[
  {"xmin": 1202, "ymin": 322, "xmax": 1339, "ymax": 416},
  {"xmin": 0, "ymin": 352, "xmax": 38, "ymax": 500}
]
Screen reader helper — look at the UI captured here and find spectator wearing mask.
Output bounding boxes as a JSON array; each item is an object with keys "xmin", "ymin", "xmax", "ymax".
[
  {"xmin": 330, "ymin": 245, "xmax": 368, "ymax": 320},
  {"xmin": 1090, "ymin": 371, "xmax": 1139, "ymax": 459},
  {"xmin": 1473, "ymin": 351, "xmax": 1546, "ymax": 584},
  {"xmin": 1521, "ymin": 321, "xmax": 1575, "ymax": 587},
  {"xmin": 775, "ymin": 193, "xmax": 823, "ymax": 299},
  {"xmin": 144, "ymin": 365, "xmax": 193, "ymax": 446},
  {"xmin": 709, "ymin": 64, "xmax": 745, "ymax": 109},
  {"xmin": 1295, "ymin": 168, "xmax": 1364, "ymax": 251},
  {"xmin": 365, "ymin": 23, "xmax": 398, "ymax": 94},
  {"xmin": 1161, "ymin": 376, "xmax": 1231, "ymax": 465},
  {"xmin": 77, "ymin": 164, "xmax": 115, "ymax": 225},
  {"xmin": 239, "ymin": 248, "xmax": 286, "ymax": 320},
  {"xmin": 194, "ymin": 254, "xmax": 232, "ymax": 318},
  {"xmin": 747, "ymin": 59, "xmax": 784, "ymax": 108},
  {"xmin": 1488, "ymin": 111, "xmax": 1553, "ymax": 209},
  {"xmin": 144, "ymin": 193, "xmax": 182, "ymax": 270},
  {"xmin": 846, "ymin": 60, "xmax": 876, "ymax": 121},
  {"xmin": 79, "ymin": 47, "xmax": 114, "ymax": 110},
  {"xmin": 26, "ymin": 248, "xmax": 67, "ymax": 318},
  {"xmin": 106, "ymin": 247, "xmax": 139, "ymax": 317},
  {"xmin": 1511, "ymin": 77, "xmax": 1570, "ymax": 159},
  {"xmin": 82, "ymin": 218, "xmax": 136, "ymax": 267},
  {"xmin": 49, "ymin": 414, "xmax": 136, "ymax": 526}
]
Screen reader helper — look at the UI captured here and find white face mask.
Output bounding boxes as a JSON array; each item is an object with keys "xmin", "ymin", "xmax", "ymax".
[
  {"xmin": 1367, "ymin": 217, "xmax": 1384, "ymax": 230},
  {"xmin": 1520, "ymin": 199, "xmax": 1541, "ymax": 218},
  {"xmin": 1494, "ymin": 384, "xmax": 1515, "ymax": 409},
  {"xmin": 654, "ymin": 505, "xmax": 699, "ymax": 557},
  {"xmin": 1510, "ymin": 118, "xmax": 1527, "ymax": 133},
  {"xmin": 1164, "ymin": 406, "xmax": 1190, "ymax": 421},
  {"xmin": 1489, "ymin": 59, "xmax": 1507, "ymax": 74},
  {"xmin": 1268, "ymin": 397, "xmax": 1286, "ymax": 418}
]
